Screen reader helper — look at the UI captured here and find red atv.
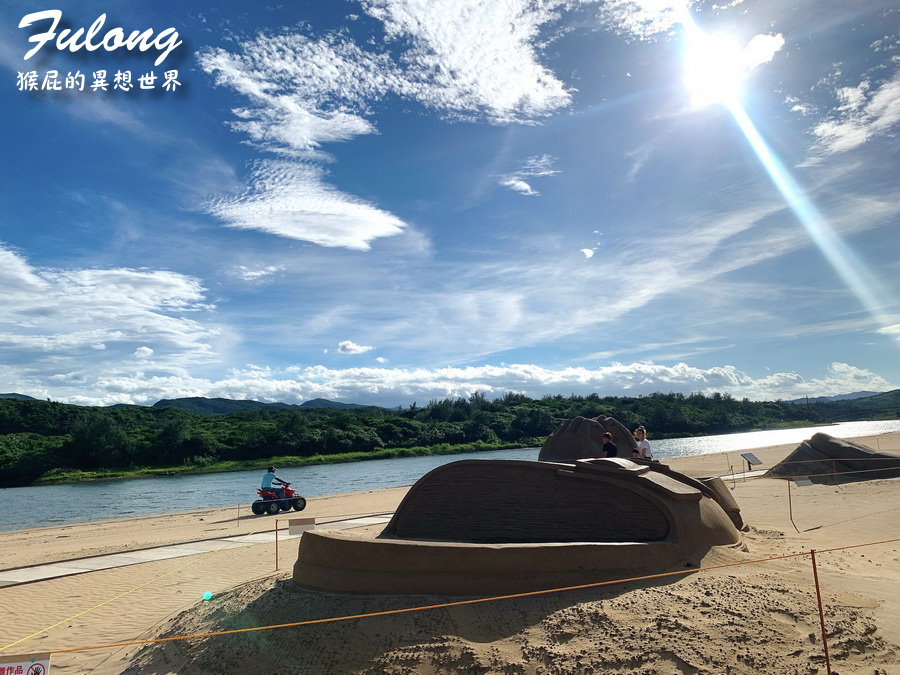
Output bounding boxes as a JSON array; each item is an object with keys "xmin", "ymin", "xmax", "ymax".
[{"xmin": 251, "ymin": 482, "xmax": 307, "ymax": 516}]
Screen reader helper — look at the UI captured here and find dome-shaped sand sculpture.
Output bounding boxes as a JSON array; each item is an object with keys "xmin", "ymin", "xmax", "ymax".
[
  {"xmin": 539, "ymin": 415, "xmax": 638, "ymax": 461},
  {"xmin": 765, "ymin": 432, "xmax": 900, "ymax": 482},
  {"xmin": 294, "ymin": 454, "xmax": 744, "ymax": 596}
]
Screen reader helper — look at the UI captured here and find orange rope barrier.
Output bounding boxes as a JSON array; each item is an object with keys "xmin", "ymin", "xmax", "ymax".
[{"xmin": 46, "ymin": 536, "xmax": 900, "ymax": 655}]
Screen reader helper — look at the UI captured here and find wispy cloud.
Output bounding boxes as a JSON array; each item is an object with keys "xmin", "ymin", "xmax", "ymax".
[
  {"xmin": 199, "ymin": 2, "xmax": 577, "ymax": 249},
  {"xmin": 809, "ymin": 72, "xmax": 900, "ymax": 156},
  {"xmin": 363, "ymin": 0, "xmax": 572, "ymax": 122},
  {"xmin": 0, "ymin": 242, "xmax": 218, "ymax": 383},
  {"xmin": 234, "ymin": 264, "xmax": 285, "ymax": 283},
  {"xmin": 498, "ymin": 154, "xmax": 560, "ymax": 195},
  {"xmin": 208, "ymin": 161, "xmax": 405, "ymax": 251},
  {"xmin": 597, "ymin": 0, "xmax": 697, "ymax": 40},
  {"xmin": 198, "ymin": 33, "xmax": 408, "ymax": 250},
  {"xmin": 878, "ymin": 323, "xmax": 900, "ymax": 338}
]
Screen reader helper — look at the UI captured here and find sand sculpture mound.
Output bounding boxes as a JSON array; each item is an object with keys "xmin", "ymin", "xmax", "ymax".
[
  {"xmin": 539, "ymin": 415, "xmax": 638, "ymax": 461},
  {"xmin": 765, "ymin": 432, "xmax": 900, "ymax": 482},
  {"xmin": 293, "ymin": 457, "xmax": 742, "ymax": 595}
]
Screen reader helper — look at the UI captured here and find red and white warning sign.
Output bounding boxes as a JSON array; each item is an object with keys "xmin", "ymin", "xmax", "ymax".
[{"xmin": 0, "ymin": 652, "xmax": 51, "ymax": 675}]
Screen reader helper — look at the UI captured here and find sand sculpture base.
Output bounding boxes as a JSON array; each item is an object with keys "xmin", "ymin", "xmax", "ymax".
[{"xmin": 294, "ymin": 458, "xmax": 743, "ymax": 595}]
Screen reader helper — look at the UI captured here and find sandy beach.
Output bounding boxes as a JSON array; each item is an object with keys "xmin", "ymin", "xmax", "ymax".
[{"xmin": 1, "ymin": 432, "xmax": 898, "ymax": 673}]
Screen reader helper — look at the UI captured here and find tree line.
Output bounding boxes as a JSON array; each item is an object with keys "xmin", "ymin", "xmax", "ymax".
[{"xmin": 0, "ymin": 390, "xmax": 895, "ymax": 486}]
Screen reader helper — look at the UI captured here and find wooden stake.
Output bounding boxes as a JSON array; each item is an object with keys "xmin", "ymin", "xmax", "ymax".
[{"xmin": 809, "ymin": 550, "xmax": 832, "ymax": 675}]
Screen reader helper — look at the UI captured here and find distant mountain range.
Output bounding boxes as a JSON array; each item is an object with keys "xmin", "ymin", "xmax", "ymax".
[
  {"xmin": 150, "ymin": 396, "xmax": 372, "ymax": 415},
  {"xmin": 0, "ymin": 393, "xmax": 37, "ymax": 400},
  {"xmin": 786, "ymin": 391, "xmax": 882, "ymax": 404}
]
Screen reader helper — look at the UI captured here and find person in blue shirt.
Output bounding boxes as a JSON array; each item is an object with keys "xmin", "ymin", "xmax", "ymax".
[{"xmin": 261, "ymin": 466, "xmax": 289, "ymax": 499}]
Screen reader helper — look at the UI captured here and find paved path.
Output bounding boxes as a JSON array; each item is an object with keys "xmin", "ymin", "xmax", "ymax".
[{"xmin": 0, "ymin": 513, "xmax": 393, "ymax": 588}]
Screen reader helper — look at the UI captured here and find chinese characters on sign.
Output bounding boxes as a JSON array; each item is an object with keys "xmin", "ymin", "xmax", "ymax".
[
  {"xmin": 16, "ymin": 69, "xmax": 180, "ymax": 93},
  {"xmin": 0, "ymin": 651, "xmax": 51, "ymax": 675}
]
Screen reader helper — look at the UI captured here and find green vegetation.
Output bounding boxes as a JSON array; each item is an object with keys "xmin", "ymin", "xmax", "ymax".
[{"xmin": 0, "ymin": 390, "xmax": 897, "ymax": 487}]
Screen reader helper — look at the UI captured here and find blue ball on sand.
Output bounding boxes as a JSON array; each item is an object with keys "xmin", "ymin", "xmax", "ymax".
[{"xmin": 202, "ymin": 591, "xmax": 213, "ymax": 601}]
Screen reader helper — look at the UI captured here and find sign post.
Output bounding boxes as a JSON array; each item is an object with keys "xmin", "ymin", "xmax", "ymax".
[
  {"xmin": 739, "ymin": 452, "xmax": 762, "ymax": 474},
  {"xmin": 0, "ymin": 652, "xmax": 51, "ymax": 675}
]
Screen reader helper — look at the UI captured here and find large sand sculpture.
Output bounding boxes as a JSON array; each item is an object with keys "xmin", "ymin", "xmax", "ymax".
[
  {"xmin": 294, "ymin": 457, "xmax": 743, "ymax": 595},
  {"xmin": 765, "ymin": 432, "xmax": 900, "ymax": 482},
  {"xmin": 539, "ymin": 415, "xmax": 638, "ymax": 460}
]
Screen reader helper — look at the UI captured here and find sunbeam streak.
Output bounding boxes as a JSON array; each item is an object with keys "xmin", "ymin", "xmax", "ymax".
[
  {"xmin": 677, "ymin": 10, "xmax": 895, "ymax": 334},
  {"xmin": 727, "ymin": 104, "xmax": 894, "ymax": 325}
]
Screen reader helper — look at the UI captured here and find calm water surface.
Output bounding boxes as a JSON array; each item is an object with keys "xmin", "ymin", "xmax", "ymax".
[{"xmin": 1, "ymin": 419, "xmax": 898, "ymax": 532}]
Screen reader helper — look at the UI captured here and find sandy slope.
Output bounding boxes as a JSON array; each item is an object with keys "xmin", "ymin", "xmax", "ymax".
[{"xmin": 0, "ymin": 432, "xmax": 897, "ymax": 674}]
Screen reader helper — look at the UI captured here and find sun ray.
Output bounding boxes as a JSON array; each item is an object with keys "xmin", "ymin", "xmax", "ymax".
[{"xmin": 677, "ymin": 10, "xmax": 896, "ymax": 335}]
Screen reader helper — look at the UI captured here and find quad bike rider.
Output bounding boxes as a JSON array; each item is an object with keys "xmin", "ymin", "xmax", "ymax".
[{"xmin": 251, "ymin": 466, "xmax": 307, "ymax": 515}]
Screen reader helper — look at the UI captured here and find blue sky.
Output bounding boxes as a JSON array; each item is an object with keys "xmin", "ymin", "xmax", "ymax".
[{"xmin": 1, "ymin": 0, "xmax": 898, "ymax": 406}]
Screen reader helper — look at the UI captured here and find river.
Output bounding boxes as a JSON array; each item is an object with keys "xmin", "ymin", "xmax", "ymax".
[{"xmin": 1, "ymin": 420, "xmax": 898, "ymax": 532}]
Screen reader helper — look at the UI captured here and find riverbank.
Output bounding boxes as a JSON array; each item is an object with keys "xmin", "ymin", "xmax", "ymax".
[
  {"xmin": 19, "ymin": 419, "xmax": 867, "ymax": 487},
  {"xmin": 31, "ymin": 439, "xmax": 542, "ymax": 486},
  {"xmin": 1, "ymin": 431, "xmax": 897, "ymax": 673}
]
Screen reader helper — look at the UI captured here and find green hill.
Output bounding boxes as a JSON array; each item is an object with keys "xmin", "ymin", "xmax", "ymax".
[
  {"xmin": 299, "ymin": 398, "xmax": 367, "ymax": 410},
  {"xmin": 152, "ymin": 397, "xmax": 297, "ymax": 415},
  {"xmin": 819, "ymin": 389, "xmax": 900, "ymax": 416}
]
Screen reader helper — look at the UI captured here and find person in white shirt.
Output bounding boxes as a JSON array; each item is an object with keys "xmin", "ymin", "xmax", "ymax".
[{"xmin": 633, "ymin": 426, "xmax": 652, "ymax": 460}]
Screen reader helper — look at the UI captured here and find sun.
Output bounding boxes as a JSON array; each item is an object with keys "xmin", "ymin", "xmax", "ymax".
[{"xmin": 682, "ymin": 31, "xmax": 747, "ymax": 107}]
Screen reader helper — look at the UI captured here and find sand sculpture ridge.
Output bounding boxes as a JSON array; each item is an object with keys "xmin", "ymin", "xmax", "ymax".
[{"xmin": 293, "ymin": 457, "xmax": 742, "ymax": 595}]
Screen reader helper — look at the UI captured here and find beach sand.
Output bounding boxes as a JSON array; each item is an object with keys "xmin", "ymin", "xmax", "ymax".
[{"xmin": 0, "ymin": 432, "xmax": 898, "ymax": 673}]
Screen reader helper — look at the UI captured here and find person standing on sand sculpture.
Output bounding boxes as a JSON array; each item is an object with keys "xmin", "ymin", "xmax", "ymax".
[
  {"xmin": 601, "ymin": 432, "xmax": 618, "ymax": 458},
  {"xmin": 632, "ymin": 426, "xmax": 652, "ymax": 460}
]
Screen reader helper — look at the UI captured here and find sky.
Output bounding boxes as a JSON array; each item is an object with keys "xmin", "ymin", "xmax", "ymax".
[{"xmin": 1, "ymin": 0, "xmax": 898, "ymax": 407}]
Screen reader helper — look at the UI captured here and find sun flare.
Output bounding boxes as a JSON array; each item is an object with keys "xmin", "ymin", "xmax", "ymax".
[{"xmin": 682, "ymin": 31, "xmax": 747, "ymax": 106}]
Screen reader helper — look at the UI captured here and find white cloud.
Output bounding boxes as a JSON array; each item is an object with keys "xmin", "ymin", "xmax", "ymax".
[
  {"xmin": 499, "ymin": 178, "xmax": 537, "ymax": 195},
  {"xmin": 198, "ymin": 34, "xmax": 408, "ymax": 250},
  {"xmin": 337, "ymin": 340, "xmax": 375, "ymax": 354},
  {"xmin": 498, "ymin": 154, "xmax": 560, "ymax": 195},
  {"xmin": 743, "ymin": 33, "xmax": 785, "ymax": 70},
  {"xmin": 134, "ymin": 346, "xmax": 154, "ymax": 359},
  {"xmin": 810, "ymin": 72, "xmax": 900, "ymax": 155},
  {"xmin": 376, "ymin": 356, "xmax": 388, "ymax": 363},
  {"xmin": 198, "ymin": 34, "xmax": 396, "ymax": 156},
  {"xmin": 25, "ymin": 360, "xmax": 892, "ymax": 407},
  {"xmin": 597, "ymin": 0, "xmax": 696, "ymax": 40},
  {"xmin": 0, "ymin": 242, "xmax": 218, "ymax": 378},
  {"xmin": 207, "ymin": 161, "xmax": 406, "ymax": 250},
  {"xmin": 580, "ymin": 248, "xmax": 595, "ymax": 259},
  {"xmin": 362, "ymin": 0, "xmax": 572, "ymax": 122},
  {"xmin": 234, "ymin": 264, "xmax": 285, "ymax": 283},
  {"xmin": 199, "ymin": 4, "xmax": 576, "ymax": 248},
  {"xmin": 877, "ymin": 323, "xmax": 900, "ymax": 337}
]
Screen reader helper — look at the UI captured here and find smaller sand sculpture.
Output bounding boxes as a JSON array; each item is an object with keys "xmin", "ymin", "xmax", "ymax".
[
  {"xmin": 539, "ymin": 415, "xmax": 638, "ymax": 461},
  {"xmin": 765, "ymin": 432, "xmax": 900, "ymax": 482}
]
